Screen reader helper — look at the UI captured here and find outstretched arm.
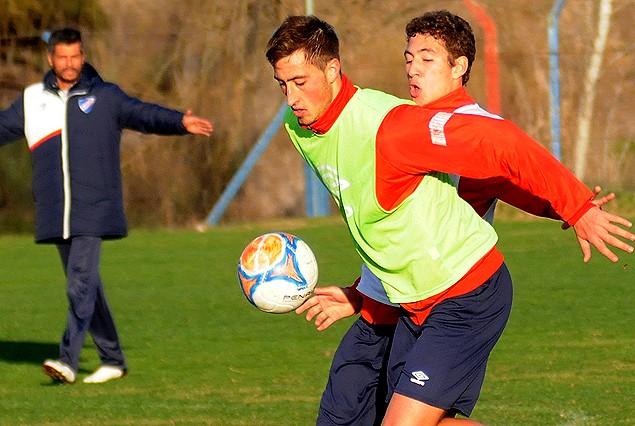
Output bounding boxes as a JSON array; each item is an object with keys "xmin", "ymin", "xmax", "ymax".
[
  {"xmin": 182, "ymin": 110, "xmax": 214, "ymax": 136},
  {"xmin": 0, "ymin": 96, "xmax": 26, "ymax": 145},
  {"xmin": 295, "ymin": 285, "xmax": 362, "ymax": 331},
  {"xmin": 380, "ymin": 107, "xmax": 634, "ymax": 262}
]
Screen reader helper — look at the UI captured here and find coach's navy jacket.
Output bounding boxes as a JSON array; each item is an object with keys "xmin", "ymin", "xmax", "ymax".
[{"xmin": 0, "ymin": 63, "xmax": 188, "ymax": 243}]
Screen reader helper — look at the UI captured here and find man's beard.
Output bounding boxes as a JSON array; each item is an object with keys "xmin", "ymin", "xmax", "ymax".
[{"xmin": 55, "ymin": 68, "xmax": 81, "ymax": 86}]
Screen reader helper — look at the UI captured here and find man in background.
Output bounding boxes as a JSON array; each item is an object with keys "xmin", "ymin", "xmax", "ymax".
[{"xmin": 0, "ymin": 28, "xmax": 213, "ymax": 384}]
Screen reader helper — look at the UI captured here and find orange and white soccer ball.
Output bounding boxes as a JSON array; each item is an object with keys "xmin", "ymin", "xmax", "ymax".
[{"xmin": 238, "ymin": 232, "xmax": 318, "ymax": 313}]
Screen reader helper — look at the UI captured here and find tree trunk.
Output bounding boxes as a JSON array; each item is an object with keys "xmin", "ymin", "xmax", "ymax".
[{"xmin": 573, "ymin": 0, "xmax": 612, "ymax": 180}]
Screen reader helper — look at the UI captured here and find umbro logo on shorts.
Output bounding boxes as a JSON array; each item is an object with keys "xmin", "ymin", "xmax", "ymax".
[{"xmin": 410, "ymin": 370, "xmax": 430, "ymax": 386}]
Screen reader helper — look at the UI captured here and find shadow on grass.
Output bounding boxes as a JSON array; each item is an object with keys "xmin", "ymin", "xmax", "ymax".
[{"xmin": 0, "ymin": 341, "xmax": 58, "ymax": 365}]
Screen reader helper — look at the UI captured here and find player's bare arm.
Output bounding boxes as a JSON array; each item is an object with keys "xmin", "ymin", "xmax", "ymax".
[{"xmin": 296, "ymin": 285, "xmax": 362, "ymax": 331}]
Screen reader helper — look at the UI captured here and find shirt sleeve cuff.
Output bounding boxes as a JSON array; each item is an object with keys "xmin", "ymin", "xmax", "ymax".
[
  {"xmin": 346, "ymin": 277, "xmax": 362, "ymax": 314},
  {"xmin": 565, "ymin": 200, "xmax": 595, "ymax": 227}
]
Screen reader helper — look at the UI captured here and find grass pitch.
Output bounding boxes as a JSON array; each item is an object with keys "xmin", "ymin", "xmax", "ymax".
[{"xmin": 0, "ymin": 217, "xmax": 632, "ymax": 425}]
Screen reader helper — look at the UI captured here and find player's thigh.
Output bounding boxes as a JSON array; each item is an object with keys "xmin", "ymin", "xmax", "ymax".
[
  {"xmin": 383, "ymin": 393, "xmax": 446, "ymax": 426},
  {"xmin": 318, "ymin": 318, "xmax": 395, "ymax": 425}
]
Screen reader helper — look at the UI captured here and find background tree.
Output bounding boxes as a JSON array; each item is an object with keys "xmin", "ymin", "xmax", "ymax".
[{"xmin": 573, "ymin": 0, "xmax": 612, "ymax": 180}]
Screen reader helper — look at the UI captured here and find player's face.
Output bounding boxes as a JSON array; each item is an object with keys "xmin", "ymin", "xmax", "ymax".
[
  {"xmin": 47, "ymin": 42, "xmax": 85, "ymax": 91},
  {"xmin": 273, "ymin": 50, "xmax": 338, "ymax": 127},
  {"xmin": 405, "ymin": 33, "xmax": 465, "ymax": 106}
]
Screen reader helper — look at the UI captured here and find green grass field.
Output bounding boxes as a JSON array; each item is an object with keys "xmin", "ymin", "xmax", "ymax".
[{"xmin": 0, "ymin": 217, "xmax": 633, "ymax": 425}]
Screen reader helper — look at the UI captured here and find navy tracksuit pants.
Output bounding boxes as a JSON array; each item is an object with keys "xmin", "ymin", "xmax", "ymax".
[{"xmin": 56, "ymin": 236, "xmax": 126, "ymax": 372}]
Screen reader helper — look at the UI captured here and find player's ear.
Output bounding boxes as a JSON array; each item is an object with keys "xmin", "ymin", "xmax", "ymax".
[
  {"xmin": 325, "ymin": 58, "xmax": 340, "ymax": 84},
  {"xmin": 452, "ymin": 56, "xmax": 468, "ymax": 81}
]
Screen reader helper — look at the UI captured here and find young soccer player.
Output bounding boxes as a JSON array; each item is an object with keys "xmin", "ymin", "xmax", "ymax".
[{"xmin": 266, "ymin": 12, "xmax": 633, "ymax": 425}]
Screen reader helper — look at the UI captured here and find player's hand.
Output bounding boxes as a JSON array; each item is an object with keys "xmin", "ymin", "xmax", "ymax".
[
  {"xmin": 182, "ymin": 110, "xmax": 214, "ymax": 136},
  {"xmin": 572, "ymin": 206, "xmax": 634, "ymax": 262},
  {"xmin": 562, "ymin": 186, "xmax": 615, "ymax": 230},
  {"xmin": 295, "ymin": 286, "xmax": 362, "ymax": 331},
  {"xmin": 589, "ymin": 185, "xmax": 615, "ymax": 209}
]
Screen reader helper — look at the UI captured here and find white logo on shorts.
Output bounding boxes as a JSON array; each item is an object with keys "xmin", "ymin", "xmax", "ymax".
[{"xmin": 410, "ymin": 370, "xmax": 430, "ymax": 386}]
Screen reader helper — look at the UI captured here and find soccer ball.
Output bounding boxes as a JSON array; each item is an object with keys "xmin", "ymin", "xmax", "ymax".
[{"xmin": 238, "ymin": 232, "xmax": 318, "ymax": 313}]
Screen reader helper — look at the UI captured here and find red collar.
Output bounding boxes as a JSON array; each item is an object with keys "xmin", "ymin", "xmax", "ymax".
[
  {"xmin": 423, "ymin": 86, "xmax": 474, "ymax": 110},
  {"xmin": 301, "ymin": 80, "xmax": 472, "ymax": 134},
  {"xmin": 303, "ymin": 74, "xmax": 358, "ymax": 135}
]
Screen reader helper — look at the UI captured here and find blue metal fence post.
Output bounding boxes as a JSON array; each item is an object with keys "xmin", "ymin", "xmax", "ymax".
[
  {"xmin": 303, "ymin": 0, "xmax": 331, "ymax": 217},
  {"xmin": 549, "ymin": 0, "xmax": 567, "ymax": 162},
  {"xmin": 305, "ymin": 165, "xmax": 331, "ymax": 217},
  {"xmin": 205, "ymin": 103, "xmax": 287, "ymax": 226}
]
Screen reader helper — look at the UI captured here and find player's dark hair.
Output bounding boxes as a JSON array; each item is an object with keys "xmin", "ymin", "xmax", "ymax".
[
  {"xmin": 406, "ymin": 10, "xmax": 476, "ymax": 85},
  {"xmin": 266, "ymin": 15, "xmax": 339, "ymax": 70},
  {"xmin": 47, "ymin": 28, "xmax": 82, "ymax": 53}
]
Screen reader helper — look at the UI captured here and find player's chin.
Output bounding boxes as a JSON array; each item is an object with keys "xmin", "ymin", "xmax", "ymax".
[
  {"xmin": 297, "ymin": 118, "xmax": 313, "ymax": 127},
  {"xmin": 296, "ymin": 113, "xmax": 316, "ymax": 126}
]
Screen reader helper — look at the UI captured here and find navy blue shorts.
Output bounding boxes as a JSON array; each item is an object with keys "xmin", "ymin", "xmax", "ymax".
[
  {"xmin": 387, "ymin": 263, "xmax": 513, "ymax": 417},
  {"xmin": 317, "ymin": 317, "xmax": 395, "ymax": 426}
]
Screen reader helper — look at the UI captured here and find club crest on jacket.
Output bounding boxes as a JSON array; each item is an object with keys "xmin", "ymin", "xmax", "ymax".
[{"xmin": 78, "ymin": 96, "xmax": 96, "ymax": 113}]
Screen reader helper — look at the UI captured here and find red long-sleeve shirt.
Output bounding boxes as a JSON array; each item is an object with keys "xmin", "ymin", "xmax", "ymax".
[{"xmin": 375, "ymin": 86, "xmax": 594, "ymax": 225}]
